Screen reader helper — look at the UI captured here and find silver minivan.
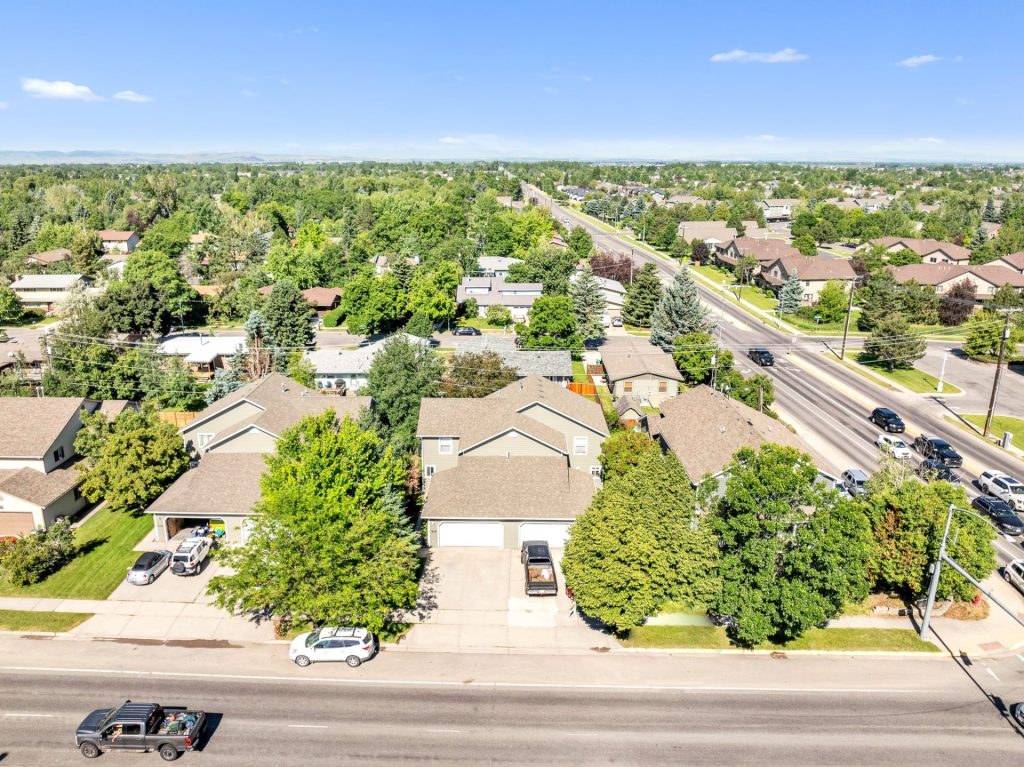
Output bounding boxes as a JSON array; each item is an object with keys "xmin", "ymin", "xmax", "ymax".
[
  {"xmin": 1004, "ymin": 559, "xmax": 1024, "ymax": 595},
  {"xmin": 841, "ymin": 468, "xmax": 869, "ymax": 497}
]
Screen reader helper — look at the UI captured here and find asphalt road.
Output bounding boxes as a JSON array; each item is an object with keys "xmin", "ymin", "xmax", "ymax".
[{"xmin": 2, "ymin": 666, "xmax": 1021, "ymax": 766}]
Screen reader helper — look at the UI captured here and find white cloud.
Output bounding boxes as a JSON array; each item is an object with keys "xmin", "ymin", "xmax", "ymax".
[
  {"xmin": 240, "ymin": 89, "xmax": 256, "ymax": 97},
  {"xmin": 914, "ymin": 137, "xmax": 944, "ymax": 145},
  {"xmin": 0, "ymin": 101, "xmax": 8, "ymax": 109},
  {"xmin": 710, "ymin": 48, "xmax": 808, "ymax": 63},
  {"xmin": 113, "ymin": 90, "xmax": 153, "ymax": 103},
  {"xmin": 438, "ymin": 136, "xmax": 467, "ymax": 145},
  {"xmin": 897, "ymin": 54, "xmax": 940, "ymax": 68},
  {"xmin": 750, "ymin": 134, "xmax": 782, "ymax": 142},
  {"xmin": 21, "ymin": 78, "xmax": 101, "ymax": 101},
  {"xmin": 581, "ymin": 75, "xmax": 592, "ymax": 83}
]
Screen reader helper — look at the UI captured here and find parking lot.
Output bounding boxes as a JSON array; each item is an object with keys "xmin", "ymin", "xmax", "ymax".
[{"xmin": 399, "ymin": 548, "xmax": 616, "ymax": 652}]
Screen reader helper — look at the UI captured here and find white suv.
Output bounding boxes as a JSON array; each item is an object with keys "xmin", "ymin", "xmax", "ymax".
[
  {"xmin": 169, "ymin": 537, "xmax": 212, "ymax": 576},
  {"xmin": 290, "ymin": 627, "xmax": 377, "ymax": 668},
  {"xmin": 978, "ymin": 470, "xmax": 1024, "ymax": 512}
]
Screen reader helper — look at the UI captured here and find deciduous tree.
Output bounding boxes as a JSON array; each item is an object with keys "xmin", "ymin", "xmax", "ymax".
[
  {"xmin": 366, "ymin": 335, "xmax": 442, "ymax": 452},
  {"xmin": 440, "ymin": 351, "xmax": 518, "ymax": 398},
  {"xmin": 938, "ymin": 279, "xmax": 976, "ymax": 326},
  {"xmin": 863, "ymin": 313, "xmax": 926, "ymax": 370},
  {"xmin": 517, "ymin": 295, "xmax": 581, "ymax": 351},
  {"xmin": 597, "ymin": 431, "xmax": 661, "ymax": 480}
]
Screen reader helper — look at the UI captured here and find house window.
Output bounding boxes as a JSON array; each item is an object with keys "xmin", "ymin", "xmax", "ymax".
[
  {"xmin": 658, "ymin": 381, "xmax": 668, "ymax": 393},
  {"xmin": 424, "ymin": 465, "xmax": 435, "ymax": 478},
  {"xmin": 623, "ymin": 381, "xmax": 633, "ymax": 393},
  {"xmin": 573, "ymin": 436, "xmax": 588, "ymax": 455},
  {"xmin": 438, "ymin": 438, "xmax": 453, "ymax": 455},
  {"xmin": 197, "ymin": 433, "xmax": 214, "ymax": 449},
  {"xmin": 590, "ymin": 465, "xmax": 602, "ymax": 478},
  {"xmin": 52, "ymin": 446, "xmax": 65, "ymax": 463}
]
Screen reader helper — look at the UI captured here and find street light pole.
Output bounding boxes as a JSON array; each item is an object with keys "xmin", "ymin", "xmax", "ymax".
[
  {"xmin": 920, "ymin": 504, "xmax": 955, "ymax": 639},
  {"xmin": 983, "ymin": 312, "xmax": 1013, "ymax": 437},
  {"xmin": 937, "ymin": 350, "xmax": 948, "ymax": 394}
]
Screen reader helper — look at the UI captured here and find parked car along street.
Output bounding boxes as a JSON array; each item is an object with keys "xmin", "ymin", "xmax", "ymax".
[
  {"xmin": 870, "ymin": 407, "xmax": 905, "ymax": 433},
  {"xmin": 1004, "ymin": 559, "xmax": 1024, "ymax": 595},
  {"xmin": 978, "ymin": 470, "xmax": 1024, "ymax": 512},
  {"xmin": 875, "ymin": 434, "xmax": 911, "ymax": 459},
  {"xmin": 912, "ymin": 435, "xmax": 963, "ymax": 467},
  {"xmin": 127, "ymin": 550, "xmax": 172, "ymax": 586},
  {"xmin": 452, "ymin": 326, "xmax": 482, "ymax": 336},
  {"xmin": 289, "ymin": 626, "xmax": 377, "ymax": 668}
]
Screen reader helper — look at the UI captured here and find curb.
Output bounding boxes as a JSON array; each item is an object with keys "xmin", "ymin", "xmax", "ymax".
[{"xmin": 616, "ymin": 647, "xmax": 945, "ymax": 658}]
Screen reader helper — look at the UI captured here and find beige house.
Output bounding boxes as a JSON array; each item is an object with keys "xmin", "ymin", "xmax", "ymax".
[
  {"xmin": 11, "ymin": 274, "xmax": 92, "ymax": 312},
  {"xmin": 602, "ymin": 348, "xmax": 683, "ymax": 406},
  {"xmin": 869, "ymin": 237, "xmax": 971, "ymax": 265},
  {"xmin": 677, "ymin": 221, "xmax": 768, "ymax": 247},
  {"xmin": 147, "ymin": 373, "xmax": 370, "ymax": 543},
  {"xmin": 992, "ymin": 252, "xmax": 1024, "ymax": 275},
  {"xmin": 97, "ymin": 229, "xmax": 139, "ymax": 254},
  {"xmin": 25, "ymin": 248, "xmax": 72, "ymax": 267},
  {"xmin": 0, "ymin": 397, "xmax": 118, "ymax": 537},
  {"xmin": 416, "ymin": 375, "xmax": 608, "ymax": 548},
  {"xmin": 760, "ymin": 198, "xmax": 801, "ymax": 221},
  {"xmin": 714, "ymin": 237, "xmax": 801, "ymax": 274},
  {"xmin": 891, "ymin": 263, "xmax": 1024, "ymax": 302},
  {"xmin": 759, "ymin": 255, "xmax": 857, "ymax": 303}
]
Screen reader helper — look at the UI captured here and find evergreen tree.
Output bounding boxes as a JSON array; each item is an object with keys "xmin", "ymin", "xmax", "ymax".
[
  {"xmin": 622, "ymin": 264, "xmax": 663, "ymax": 328},
  {"xmin": 206, "ymin": 363, "xmax": 244, "ymax": 405},
  {"xmin": 566, "ymin": 227, "xmax": 594, "ymax": 259},
  {"xmin": 863, "ymin": 313, "xmax": 926, "ymax": 370},
  {"xmin": 857, "ymin": 272, "xmax": 900, "ymax": 331},
  {"xmin": 983, "ymin": 197, "xmax": 997, "ymax": 222},
  {"xmin": 403, "ymin": 311, "xmax": 434, "ymax": 338},
  {"xmin": 650, "ymin": 267, "xmax": 712, "ymax": 347},
  {"xmin": 390, "ymin": 257, "xmax": 415, "ymax": 290},
  {"xmin": 569, "ymin": 263, "xmax": 606, "ymax": 341},
  {"xmin": 777, "ymin": 273, "xmax": 803, "ymax": 315},
  {"xmin": 972, "ymin": 222, "xmax": 988, "ymax": 250},
  {"xmin": 264, "ymin": 279, "xmax": 314, "ymax": 356}
]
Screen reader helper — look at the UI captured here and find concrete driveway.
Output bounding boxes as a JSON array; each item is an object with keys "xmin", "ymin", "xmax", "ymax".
[
  {"xmin": 400, "ymin": 548, "xmax": 616, "ymax": 653},
  {"xmin": 107, "ymin": 556, "xmax": 220, "ymax": 604}
]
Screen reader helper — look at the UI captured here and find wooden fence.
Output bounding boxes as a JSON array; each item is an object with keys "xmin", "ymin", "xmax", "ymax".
[
  {"xmin": 159, "ymin": 411, "xmax": 200, "ymax": 428},
  {"xmin": 567, "ymin": 381, "xmax": 597, "ymax": 397}
]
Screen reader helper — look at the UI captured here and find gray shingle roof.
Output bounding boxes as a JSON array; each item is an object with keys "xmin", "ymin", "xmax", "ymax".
[
  {"xmin": 421, "ymin": 457, "xmax": 596, "ymax": 520},
  {"xmin": 147, "ymin": 453, "xmax": 267, "ymax": 516},
  {"xmin": 497, "ymin": 351, "xmax": 572, "ymax": 378},
  {"xmin": 602, "ymin": 349, "xmax": 684, "ymax": 383},
  {"xmin": 0, "ymin": 459, "xmax": 83, "ymax": 507}
]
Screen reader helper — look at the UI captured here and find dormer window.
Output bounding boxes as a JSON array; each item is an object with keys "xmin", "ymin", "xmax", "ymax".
[
  {"xmin": 438, "ymin": 437, "xmax": 453, "ymax": 455},
  {"xmin": 52, "ymin": 445, "xmax": 65, "ymax": 463}
]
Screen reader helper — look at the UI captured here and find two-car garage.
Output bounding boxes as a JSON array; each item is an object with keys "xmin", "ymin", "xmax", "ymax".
[{"xmin": 433, "ymin": 520, "xmax": 572, "ymax": 549}]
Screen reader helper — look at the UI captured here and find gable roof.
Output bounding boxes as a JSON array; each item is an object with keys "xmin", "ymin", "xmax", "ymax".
[
  {"xmin": 720, "ymin": 237, "xmax": 801, "ymax": 262},
  {"xmin": 305, "ymin": 334, "xmax": 431, "ymax": 376},
  {"xmin": 996, "ymin": 252, "xmax": 1024, "ymax": 272},
  {"xmin": 147, "ymin": 452, "xmax": 267, "ymax": 517},
  {"xmin": 487, "ymin": 375, "xmax": 609, "ymax": 435},
  {"xmin": 184, "ymin": 373, "xmax": 370, "ymax": 443},
  {"xmin": 300, "ymin": 287, "xmax": 342, "ymax": 308},
  {"xmin": 648, "ymin": 386, "xmax": 806, "ymax": 481},
  {"xmin": 97, "ymin": 229, "xmax": 136, "ymax": 241},
  {"xmin": 769, "ymin": 255, "xmax": 857, "ymax": 282},
  {"xmin": 871, "ymin": 237, "xmax": 970, "ymax": 261},
  {"xmin": 0, "ymin": 397, "xmax": 90, "ymax": 458},
  {"xmin": 762, "ymin": 198, "xmax": 801, "ymax": 207},
  {"xmin": 892, "ymin": 263, "xmax": 1024, "ymax": 290},
  {"xmin": 497, "ymin": 350, "xmax": 573, "ymax": 379},
  {"xmin": 615, "ymin": 395, "xmax": 645, "ymax": 417},
  {"xmin": 601, "ymin": 348, "xmax": 684, "ymax": 383},
  {"xmin": 11, "ymin": 274, "xmax": 87, "ymax": 290},
  {"xmin": 26, "ymin": 248, "xmax": 72, "ymax": 265},
  {"xmin": 0, "ymin": 459, "xmax": 83, "ymax": 507},
  {"xmin": 157, "ymin": 334, "xmax": 247, "ymax": 364},
  {"xmin": 421, "ymin": 457, "xmax": 596, "ymax": 520}
]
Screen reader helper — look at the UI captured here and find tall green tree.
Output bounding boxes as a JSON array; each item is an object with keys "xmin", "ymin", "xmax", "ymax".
[
  {"xmin": 777, "ymin": 273, "xmax": 803, "ymax": 315},
  {"xmin": 440, "ymin": 351, "xmax": 518, "ymax": 398},
  {"xmin": 208, "ymin": 412, "xmax": 420, "ymax": 631},
  {"xmin": 517, "ymin": 295, "xmax": 581, "ymax": 351},
  {"xmin": 963, "ymin": 309, "xmax": 1024, "ymax": 359},
  {"xmin": 0, "ymin": 286, "xmax": 24, "ymax": 324},
  {"xmin": 366, "ymin": 335, "xmax": 443, "ymax": 452},
  {"xmin": 862, "ymin": 313, "xmax": 926, "ymax": 370},
  {"xmin": 562, "ymin": 450, "xmax": 720, "ymax": 633},
  {"xmin": 597, "ymin": 431, "xmax": 661, "ymax": 480},
  {"xmin": 569, "ymin": 263, "xmax": 606, "ymax": 342},
  {"xmin": 650, "ymin": 267, "xmax": 711, "ymax": 347},
  {"xmin": 566, "ymin": 226, "xmax": 594, "ymax": 259},
  {"xmin": 983, "ymin": 197, "xmax": 997, "ymax": 222},
  {"xmin": 123, "ymin": 250, "xmax": 196, "ymax": 321},
  {"xmin": 98, "ymin": 279, "xmax": 171, "ymax": 335},
  {"xmin": 622, "ymin": 264, "xmax": 663, "ymax": 328},
  {"xmin": 814, "ymin": 280, "xmax": 848, "ymax": 324},
  {"xmin": 75, "ymin": 406, "xmax": 190, "ymax": 514},
  {"xmin": 672, "ymin": 331, "xmax": 732, "ymax": 385},
  {"xmin": 712, "ymin": 444, "xmax": 873, "ymax": 646},
  {"xmin": 264, "ymin": 279, "xmax": 314, "ymax": 358}
]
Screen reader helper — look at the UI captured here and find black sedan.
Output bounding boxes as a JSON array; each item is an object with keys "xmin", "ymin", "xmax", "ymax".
[
  {"xmin": 452, "ymin": 326, "xmax": 482, "ymax": 336},
  {"xmin": 912, "ymin": 435, "xmax": 963, "ymax": 468},
  {"xmin": 747, "ymin": 348, "xmax": 775, "ymax": 366},
  {"xmin": 972, "ymin": 496, "xmax": 1024, "ymax": 536},
  {"xmin": 917, "ymin": 459, "xmax": 961, "ymax": 485}
]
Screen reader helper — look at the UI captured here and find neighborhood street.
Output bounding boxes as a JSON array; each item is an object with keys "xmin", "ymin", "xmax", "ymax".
[{"xmin": 1, "ymin": 636, "xmax": 1021, "ymax": 766}]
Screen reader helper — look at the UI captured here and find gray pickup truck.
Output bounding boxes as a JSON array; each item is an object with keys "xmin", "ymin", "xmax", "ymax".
[
  {"xmin": 76, "ymin": 701, "xmax": 205, "ymax": 761},
  {"xmin": 521, "ymin": 540, "xmax": 558, "ymax": 596}
]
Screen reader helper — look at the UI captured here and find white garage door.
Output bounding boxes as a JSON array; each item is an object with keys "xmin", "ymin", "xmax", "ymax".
[
  {"xmin": 437, "ymin": 522, "xmax": 504, "ymax": 547},
  {"xmin": 519, "ymin": 522, "xmax": 572, "ymax": 549}
]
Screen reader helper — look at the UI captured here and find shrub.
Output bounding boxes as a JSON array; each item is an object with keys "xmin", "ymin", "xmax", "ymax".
[
  {"xmin": 322, "ymin": 306, "xmax": 344, "ymax": 328},
  {"xmin": 486, "ymin": 304, "xmax": 512, "ymax": 327},
  {"xmin": 0, "ymin": 520, "xmax": 77, "ymax": 586}
]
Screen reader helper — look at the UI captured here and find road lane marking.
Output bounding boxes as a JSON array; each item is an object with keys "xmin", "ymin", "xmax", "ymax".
[
  {"xmin": 986, "ymin": 668, "xmax": 1001, "ymax": 682},
  {"xmin": 287, "ymin": 724, "xmax": 328, "ymax": 729},
  {"xmin": 0, "ymin": 665, "xmax": 926, "ymax": 695},
  {"xmin": 1017, "ymin": 654, "xmax": 1024, "ymax": 664},
  {"xmin": 425, "ymin": 729, "xmax": 463, "ymax": 734}
]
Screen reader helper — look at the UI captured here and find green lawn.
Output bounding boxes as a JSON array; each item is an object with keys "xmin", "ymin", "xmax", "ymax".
[
  {"xmin": 455, "ymin": 317, "xmax": 509, "ymax": 332},
  {"xmin": 691, "ymin": 264, "xmax": 735, "ymax": 287},
  {"xmin": 572, "ymin": 359, "xmax": 589, "ymax": 383},
  {"xmin": 0, "ymin": 609, "xmax": 93, "ymax": 632},
  {"xmin": 624, "ymin": 325, "xmax": 652, "ymax": 336},
  {"xmin": 730, "ymin": 285, "xmax": 779, "ymax": 312},
  {"xmin": 623, "ymin": 625, "xmax": 939, "ymax": 653},
  {"xmin": 960, "ymin": 414, "xmax": 1024, "ymax": 450},
  {"xmin": 850, "ymin": 353, "xmax": 962, "ymax": 395},
  {"xmin": 0, "ymin": 507, "xmax": 153, "ymax": 599}
]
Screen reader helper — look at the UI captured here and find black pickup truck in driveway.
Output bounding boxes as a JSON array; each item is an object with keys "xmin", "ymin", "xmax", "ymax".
[
  {"xmin": 521, "ymin": 540, "xmax": 558, "ymax": 596},
  {"xmin": 76, "ymin": 701, "xmax": 205, "ymax": 761}
]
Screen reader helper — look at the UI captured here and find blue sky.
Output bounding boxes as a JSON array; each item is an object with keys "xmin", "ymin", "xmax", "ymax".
[{"xmin": 1, "ymin": 1, "xmax": 1022, "ymax": 161}]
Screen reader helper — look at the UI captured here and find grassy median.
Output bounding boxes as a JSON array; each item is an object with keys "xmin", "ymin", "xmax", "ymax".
[
  {"xmin": 623, "ymin": 625, "xmax": 939, "ymax": 653},
  {"xmin": 0, "ymin": 507, "xmax": 153, "ymax": 600},
  {"xmin": 0, "ymin": 609, "xmax": 93, "ymax": 632},
  {"xmin": 960, "ymin": 414, "xmax": 1024, "ymax": 451}
]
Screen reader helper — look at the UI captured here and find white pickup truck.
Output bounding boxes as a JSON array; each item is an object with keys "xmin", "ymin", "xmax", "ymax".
[{"xmin": 169, "ymin": 537, "xmax": 212, "ymax": 576}]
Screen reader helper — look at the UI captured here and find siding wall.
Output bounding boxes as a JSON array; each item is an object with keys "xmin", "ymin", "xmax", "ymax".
[
  {"xmin": 182, "ymin": 401, "xmax": 262, "ymax": 451},
  {"xmin": 613, "ymin": 375, "xmax": 679, "ymax": 406}
]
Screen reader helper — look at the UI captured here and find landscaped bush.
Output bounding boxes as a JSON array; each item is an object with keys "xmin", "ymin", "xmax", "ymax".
[
  {"xmin": 0, "ymin": 520, "xmax": 78, "ymax": 586},
  {"xmin": 486, "ymin": 304, "xmax": 512, "ymax": 327},
  {"xmin": 321, "ymin": 306, "xmax": 344, "ymax": 328}
]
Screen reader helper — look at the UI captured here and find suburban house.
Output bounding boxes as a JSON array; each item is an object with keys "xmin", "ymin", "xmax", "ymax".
[
  {"xmin": 992, "ymin": 252, "xmax": 1024, "ymax": 274},
  {"xmin": 602, "ymin": 347, "xmax": 683, "ymax": 406},
  {"xmin": 981, "ymin": 222, "xmax": 1002, "ymax": 240},
  {"xmin": 257, "ymin": 285, "xmax": 342, "ymax": 316},
  {"xmin": 869, "ymin": 237, "xmax": 971, "ymax": 265},
  {"xmin": 456, "ymin": 277, "xmax": 542, "ymax": 322},
  {"xmin": 891, "ymin": 263, "xmax": 1024, "ymax": 302},
  {"xmin": 714, "ymin": 237, "xmax": 801, "ymax": 274},
  {"xmin": 559, "ymin": 186, "xmax": 589, "ymax": 202},
  {"xmin": 416, "ymin": 375, "xmax": 608, "ymax": 548},
  {"xmin": 495, "ymin": 350, "xmax": 573, "ymax": 385},
  {"xmin": 97, "ymin": 229, "xmax": 139, "ymax": 254},
  {"xmin": 758, "ymin": 255, "xmax": 858, "ymax": 303},
  {"xmin": 25, "ymin": 248, "xmax": 72, "ymax": 267},
  {"xmin": 677, "ymin": 221, "xmax": 768, "ymax": 248},
  {"xmin": 647, "ymin": 385, "xmax": 807, "ymax": 491},
  {"xmin": 667, "ymin": 194, "xmax": 704, "ymax": 206},
  {"xmin": 147, "ymin": 373, "xmax": 370, "ymax": 543},
  {"xmin": 0, "ymin": 397, "xmax": 115, "ymax": 537},
  {"xmin": 188, "ymin": 232, "xmax": 212, "ymax": 250},
  {"xmin": 157, "ymin": 334, "xmax": 247, "ymax": 379},
  {"xmin": 570, "ymin": 270, "xmax": 625, "ymax": 313},
  {"xmin": 10, "ymin": 274, "xmax": 92, "ymax": 312},
  {"xmin": 477, "ymin": 256, "xmax": 522, "ymax": 279},
  {"xmin": 305, "ymin": 333, "xmax": 431, "ymax": 392},
  {"xmin": 760, "ymin": 198, "xmax": 801, "ymax": 221}
]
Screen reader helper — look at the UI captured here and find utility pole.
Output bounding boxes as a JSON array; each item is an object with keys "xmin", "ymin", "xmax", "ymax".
[
  {"xmin": 839, "ymin": 278, "xmax": 857, "ymax": 360},
  {"xmin": 983, "ymin": 311, "xmax": 1013, "ymax": 437},
  {"xmin": 757, "ymin": 383, "xmax": 764, "ymax": 414}
]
